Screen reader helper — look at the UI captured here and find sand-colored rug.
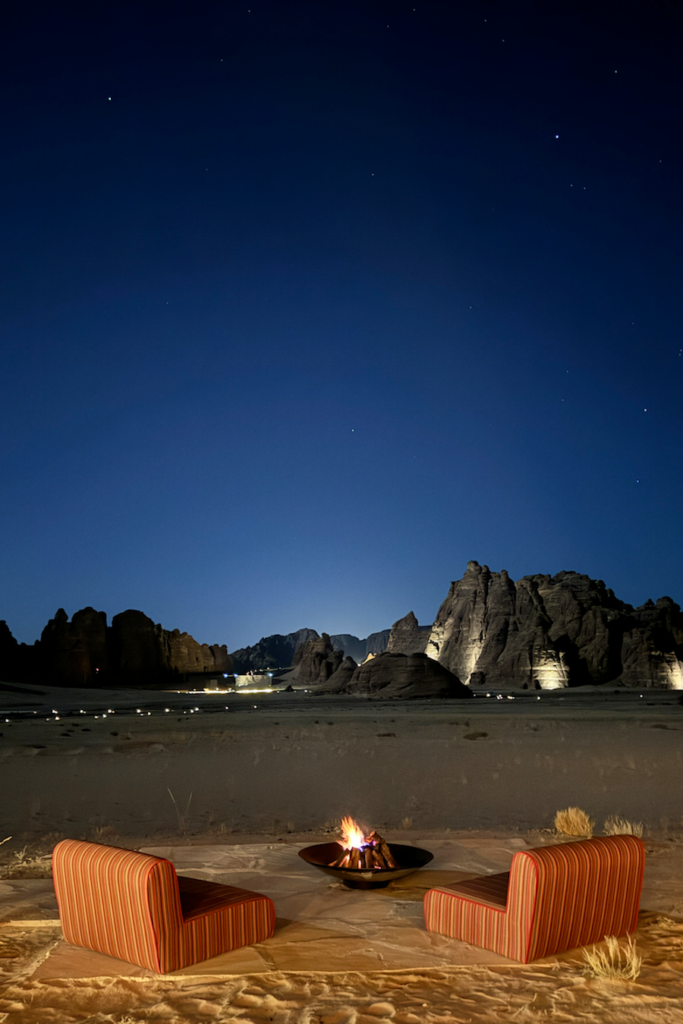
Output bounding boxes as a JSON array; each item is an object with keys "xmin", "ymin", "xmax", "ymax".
[{"xmin": 2, "ymin": 837, "xmax": 683, "ymax": 1022}]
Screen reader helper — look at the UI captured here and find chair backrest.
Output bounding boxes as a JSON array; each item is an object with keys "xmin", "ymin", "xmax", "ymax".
[
  {"xmin": 506, "ymin": 835, "xmax": 645, "ymax": 962},
  {"xmin": 52, "ymin": 839, "xmax": 183, "ymax": 972}
]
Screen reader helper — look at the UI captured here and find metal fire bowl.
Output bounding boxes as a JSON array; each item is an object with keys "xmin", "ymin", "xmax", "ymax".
[{"xmin": 298, "ymin": 841, "xmax": 434, "ymax": 889}]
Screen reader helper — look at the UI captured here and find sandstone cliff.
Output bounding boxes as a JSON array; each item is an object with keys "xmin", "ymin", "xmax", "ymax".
[
  {"xmin": 427, "ymin": 561, "xmax": 683, "ymax": 690},
  {"xmin": 2, "ymin": 607, "xmax": 230, "ymax": 688},
  {"xmin": 386, "ymin": 612, "xmax": 431, "ymax": 656}
]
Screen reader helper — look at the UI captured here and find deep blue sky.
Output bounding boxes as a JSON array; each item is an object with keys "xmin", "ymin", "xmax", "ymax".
[{"xmin": 2, "ymin": 0, "xmax": 682, "ymax": 648}]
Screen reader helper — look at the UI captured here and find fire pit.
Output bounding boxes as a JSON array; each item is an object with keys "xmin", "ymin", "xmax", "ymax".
[{"xmin": 299, "ymin": 817, "xmax": 433, "ymax": 889}]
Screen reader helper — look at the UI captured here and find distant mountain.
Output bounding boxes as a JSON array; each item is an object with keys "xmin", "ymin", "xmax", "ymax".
[
  {"xmin": 231, "ymin": 628, "xmax": 392, "ymax": 673},
  {"xmin": 329, "ymin": 630, "xmax": 391, "ymax": 663},
  {"xmin": 230, "ymin": 628, "xmax": 319, "ymax": 673}
]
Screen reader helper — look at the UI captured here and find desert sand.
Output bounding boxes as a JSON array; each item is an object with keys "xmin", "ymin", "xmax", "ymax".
[{"xmin": 1, "ymin": 683, "xmax": 683, "ymax": 1021}]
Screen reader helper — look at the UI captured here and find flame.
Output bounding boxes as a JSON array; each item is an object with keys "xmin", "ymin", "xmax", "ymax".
[{"xmin": 339, "ymin": 816, "xmax": 366, "ymax": 849}]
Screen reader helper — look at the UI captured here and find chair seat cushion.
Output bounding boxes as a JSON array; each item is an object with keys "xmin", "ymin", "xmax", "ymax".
[
  {"xmin": 177, "ymin": 876, "xmax": 273, "ymax": 922},
  {"xmin": 438, "ymin": 870, "xmax": 509, "ymax": 910}
]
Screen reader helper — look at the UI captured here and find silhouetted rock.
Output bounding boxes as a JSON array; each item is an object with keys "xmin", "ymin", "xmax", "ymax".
[
  {"xmin": 0, "ymin": 620, "xmax": 38, "ymax": 683},
  {"xmin": 40, "ymin": 606, "xmax": 108, "ymax": 687},
  {"xmin": 289, "ymin": 633, "xmax": 344, "ymax": 685},
  {"xmin": 231, "ymin": 628, "xmax": 319, "ymax": 673},
  {"xmin": 109, "ymin": 610, "xmax": 230, "ymax": 686},
  {"xmin": 426, "ymin": 562, "xmax": 683, "ymax": 690},
  {"xmin": 386, "ymin": 611, "xmax": 431, "ymax": 656},
  {"xmin": 164, "ymin": 628, "xmax": 230, "ymax": 675},
  {"xmin": 316, "ymin": 654, "xmax": 358, "ymax": 693},
  {"xmin": 328, "ymin": 651, "xmax": 471, "ymax": 699}
]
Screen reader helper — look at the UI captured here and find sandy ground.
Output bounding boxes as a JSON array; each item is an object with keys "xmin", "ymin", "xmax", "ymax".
[
  {"xmin": 2, "ymin": 683, "xmax": 683, "ymax": 1021},
  {"xmin": 1, "ymin": 685, "xmax": 683, "ymax": 841}
]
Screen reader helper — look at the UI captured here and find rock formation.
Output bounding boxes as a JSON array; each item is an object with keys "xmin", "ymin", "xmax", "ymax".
[
  {"xmin": 317, "ymin": 655, "xmax": 358, "ymax": 693},
  {"xmin": 323, "ymin": 651, "xmax": 472, "ymax": 699},
  {"xmin": 230, "ymin": 628, "xmax": 319, "ymax": 673},
  {"xmin": 426, "ymin": 561, "xmax": 683, "ymax": 690},
  {"xmin": 386, "ymin": 612, "xmax": 431, "ymax": 656},
  {"xmin": 2, "ymin": 563, "xmax": 681, "ymax": 691},
  {"xmin": 1, "ymin": 607, "xmax": 230, "ymax": 688},
  {"xmin": 40, "ymin": 607, "xmax": 109, "ymax": 686},
  {"xmin": 0, "ymin": 621, "xmax": 38, "ymax": 683},
  {"xmin": 287, "ymin": 633, "xmax": 344, "ymax": 685}
]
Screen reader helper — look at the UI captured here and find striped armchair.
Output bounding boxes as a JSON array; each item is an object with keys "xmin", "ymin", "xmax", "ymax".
[
  {"xmin": 52, "ymin": 839, "xmax": 276, "ymax": 973},
  {"xmin": 424, "ymin": 835, "xmax": 645, "ymax": 963}
]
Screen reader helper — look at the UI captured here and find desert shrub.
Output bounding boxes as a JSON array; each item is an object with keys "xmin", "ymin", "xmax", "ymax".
[
  {"xmin": 554, "ymin": 806, "xmax": 594, "ymax": 837},
  {"xmin": 583, "ymin": 935, "xmax": 642, "ymax": 980},
  {"xmin": 603, "ymin": 815, "xmax": 643, "ymax": 838},
  {"xmin": 8, "ymin": 846, "xmax": 52, "ymax": 877}
]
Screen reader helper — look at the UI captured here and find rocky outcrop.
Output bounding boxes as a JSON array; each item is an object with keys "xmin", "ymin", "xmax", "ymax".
[
  {"xmin": 316, "ymin": 655, "xmax": 358, "ymax": 693},
  {"xmin": 386, "ymin": 612, "xmax": 431, "ymax": 656},
  {"xmin": 324, "ymin": 651, "xmax": 471, "ymax": 699},
  {"xmin": 40, "ymin": 607, "xmax": 109, "ymax": 686},
  {"xmin": 108, "ymin": 610, "xmax": 230, "ymax": 686},
  {"xmin": 0, "ymin": 621, "xmax": 38, "ymax": 683},
  {"xmin": 427, "ymin": 562, "xmax": 683, "ymax": 690},
  {"xmin": 1, "ymin": 607, "xmax": 230, "ymax": 688},
  {"xmin": 230, "ymin": 628, "xmax": 319, "ymax": 673},
  {"xmin": 288, "ymin": 633, "xmax": 344, "ymax": 685}
]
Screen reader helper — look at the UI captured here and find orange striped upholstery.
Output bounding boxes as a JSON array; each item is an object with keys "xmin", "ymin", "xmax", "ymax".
[
  {"xmin": 52, "ymin": 840, "xmax": 275, "ymax": 973},
  {"xmin": 424, "ymin": 835, "xmax": 644, "ymax": 963}
]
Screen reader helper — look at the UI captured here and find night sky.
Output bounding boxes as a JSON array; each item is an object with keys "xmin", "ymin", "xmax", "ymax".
[{"xmin": 2, "ymin": 1, "xmax": 682, "ymax": 650}]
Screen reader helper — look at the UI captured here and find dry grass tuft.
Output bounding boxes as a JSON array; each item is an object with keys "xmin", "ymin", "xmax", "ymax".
[
  {"xmin": 603, "ymin": 815, "xmax": 643, "ymax": 837},
  {"xmin": 583, "ymin": 935, "xmax": 642, "ymax": 980},
  {"xmin": 90, "ymin": 824, "xmax": 118, "ymax": 843},
  {"xmin": 7, "ymin": 846, "xmax": 53, "ymax": 877},
  {"xmin": 168, "ymin": 787, "xmax": 193, "ymax": 832},
  {"xmin": 554, "ymin": 806, "xmax": 594, "ymax": 837}
]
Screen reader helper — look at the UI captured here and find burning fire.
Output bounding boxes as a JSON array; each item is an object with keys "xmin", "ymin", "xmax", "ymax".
[
  {"xmin": 331, "ymin": 818, "xmax": 398, "ymax": 871},
  {"xmin": 339, "ymin": 816, "xmax": 366, "ymax": 850}
]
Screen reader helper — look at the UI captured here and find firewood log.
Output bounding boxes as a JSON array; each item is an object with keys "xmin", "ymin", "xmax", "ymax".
[
  {"xmin": 348, "ymin": 848, "xmax": 361, "ymax": 869},
  {"xmin": 379, "ymin": 839, "xmax": 398, "ymax": 868}
]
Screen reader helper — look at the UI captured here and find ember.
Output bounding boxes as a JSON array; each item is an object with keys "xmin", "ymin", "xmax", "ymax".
[{"xmin": 330, "ymin": 817, "xmax": 398, "ymax": 871}]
